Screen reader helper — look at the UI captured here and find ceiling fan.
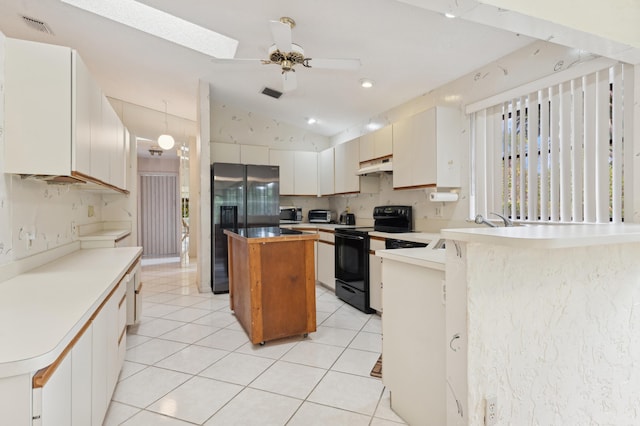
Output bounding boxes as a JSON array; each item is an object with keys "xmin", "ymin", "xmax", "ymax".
[{"xmin": 218, "ymin": 17, "xmax": 361, "ymax": 92}]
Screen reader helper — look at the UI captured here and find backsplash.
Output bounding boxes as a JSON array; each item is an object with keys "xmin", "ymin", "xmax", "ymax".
[
  {"xmin": 8, "ymin": 178, "xmax": 103, "ymax": 260},
  {"xmin": 328, "ymin": 173, "xmax": 469, "ymax": 231}
]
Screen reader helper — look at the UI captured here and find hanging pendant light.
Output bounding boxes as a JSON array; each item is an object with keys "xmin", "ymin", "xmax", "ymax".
[{"xmin": 158, "ymin": 100, "xmax": 175, "ymax": 150}]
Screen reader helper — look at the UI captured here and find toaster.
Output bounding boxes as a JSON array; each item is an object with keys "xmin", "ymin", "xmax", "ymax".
[{"xmin": 308, "ymin": 209, "xmax": 336, "ymax": 223}]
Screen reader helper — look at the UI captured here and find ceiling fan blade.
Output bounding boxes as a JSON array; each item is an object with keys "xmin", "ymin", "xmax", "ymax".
[
  {"xmin": 282, "ymin": 72, "xmax": 297, "ymax": 92},
  {"xmin": 269, "ymin": 19, "xmax": 292, "ymax": 52},
  {"xmin": 304, "ymin": 58, "xmax": 361, "ymax": 70}
]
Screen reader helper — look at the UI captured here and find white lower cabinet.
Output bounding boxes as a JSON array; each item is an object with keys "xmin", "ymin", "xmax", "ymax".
[
  {"xmin": 382, "ymin": 258, "xmax": 445, "ymax": 426},
  {"xmin": 39, "ymin": 352, "xmax": 72, "ymax": 426},
  {"xmin": 369, "ymin": 237, "xmax": 385, "ymax": 312},
  {"xmin": 91, "ymin": 300, "xmax": 109, "ymax": 426},
  {"xmin": 30, "ymin": 282, "xmax": 127, "ymax": 426},
  {"xmin": 71, "ymin": 325, "xmax": 93, "ymax": 425},
  {"xmin": 317, "ymin": 232, "xmax": 335, "ymax": 290},
  {"xmin": 0, "ymin": 374, "xmax": 30, "ymax": 426}
]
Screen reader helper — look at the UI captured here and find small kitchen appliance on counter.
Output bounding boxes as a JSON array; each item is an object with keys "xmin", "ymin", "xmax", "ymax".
[
  {"xmin": 339, "ymin": 211, "xmax": 356, "ymax": 225},
  {"xmin": 334, "ymin": 205, "xmax": 413, "ymax": 313},
  {"xmin": 308, "ymin": 209, "xmax": 336, "ymax": 223},
  {"xmin": 279, "ymin": 206, "xmax": 302, "ymax": 222}
]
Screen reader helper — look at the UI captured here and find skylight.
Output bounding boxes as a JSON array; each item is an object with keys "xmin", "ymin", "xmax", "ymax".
[{"xmin": 60, "ymin": 0, "xmax": 238, "ymax": 58}]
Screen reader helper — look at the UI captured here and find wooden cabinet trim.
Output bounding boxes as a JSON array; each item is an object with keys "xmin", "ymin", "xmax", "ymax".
[
  {"xmin": 118, "ymin": 293, "xmax": 126, "ymax": 309},
  {"xmin": 393, "ymin": 183, "xmax": 437, "ymax": 191},
  {"xmin": 370, "ymin": 236, "xmax": 386, "ymax": 242},
  {"xmin": 71, "ymin": 171, "xmax": 130, "ymax": 195},
  {"xmin": 114, "ymin": 232, "xmax": 131, "ymax": 244},
  {"xmin": 32, "ymin": 317, "xmax": 92, "ymax": 389}
]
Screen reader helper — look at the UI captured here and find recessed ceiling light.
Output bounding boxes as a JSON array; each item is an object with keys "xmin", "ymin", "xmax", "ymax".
[
  {"xmin": 360, "ymin": 79, "xmax": 374, "ymax": 89},
  {"xmin": 366, "ymin": 122, "xmax": 382, "ymax": 131},
  {"xmin": 307, "ymin": 118, "xmax": 317, "ymax": 125},
  {"xmin": 60, "ymin": 0, "xmax": 238, "ymax": 58},
  {"xmin": 444, "ymin": 12, "xmax": 456, "ymax": 19}
]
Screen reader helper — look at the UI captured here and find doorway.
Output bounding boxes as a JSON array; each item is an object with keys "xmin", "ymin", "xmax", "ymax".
[{"xmin": 139, "ymin": 173, "xmax": 180, "ymax": 258}]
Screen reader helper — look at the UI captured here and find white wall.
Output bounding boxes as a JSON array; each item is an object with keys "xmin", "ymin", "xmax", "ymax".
[{"xmin": 210, "ymin": 102, "xmax": 331, "ymax": 152}]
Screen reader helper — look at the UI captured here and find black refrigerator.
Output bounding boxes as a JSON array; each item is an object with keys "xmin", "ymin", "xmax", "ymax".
[{"xmin": 211, "ymin": 163, "xmax": 280, "ymax": 293}]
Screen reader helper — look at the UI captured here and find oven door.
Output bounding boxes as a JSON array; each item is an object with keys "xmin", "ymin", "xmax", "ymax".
[{"xmin": 334, "ymin": 232, "xmax": 368, "ymax": 292}]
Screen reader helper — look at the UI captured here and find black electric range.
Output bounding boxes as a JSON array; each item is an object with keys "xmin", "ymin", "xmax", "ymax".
[{"xmin": 334, "ymin": 206, "xmax": 413, "ymax": 313}]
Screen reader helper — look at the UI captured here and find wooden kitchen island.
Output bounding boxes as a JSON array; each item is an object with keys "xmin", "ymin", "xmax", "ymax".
[{"xmin": 224, "ymin": 227, "xmax": 319, "ymax": 345}]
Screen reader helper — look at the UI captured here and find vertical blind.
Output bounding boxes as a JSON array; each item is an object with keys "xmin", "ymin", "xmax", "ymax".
[
  {"xmin": 470, "ymin": 63, "xmax": 633, "ymax": 224},
  {"xmin": 140, "ymin": 174, "xmax": 180, "ymax": 257}
]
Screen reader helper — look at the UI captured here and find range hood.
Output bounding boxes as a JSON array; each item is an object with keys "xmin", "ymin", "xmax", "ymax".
[{"xmin": 356, "ymin": 159, "xmax": 393, "ymax": 175}]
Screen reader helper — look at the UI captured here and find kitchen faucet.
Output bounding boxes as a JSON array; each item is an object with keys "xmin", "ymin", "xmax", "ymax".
[
  {"xmin": 474, "ymin": 212, "xmax": 514, "ymax": 227},
  {"xmin": 490, "ymin": 212, "xmax": 514, "ymax": 227},
  {"xmin": 474, "ymin": 214, "xmax": 497, "ymax": 227}
]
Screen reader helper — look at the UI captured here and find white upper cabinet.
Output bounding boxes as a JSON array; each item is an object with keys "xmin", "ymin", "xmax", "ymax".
[
  {"xmin": 359, "ymin": 125, "xmax": 393, "ymax": 162},
  {"xmin": 318, "ymin": 147, "xmax": 335, "ymax": 196},
  {"xmin": 241, "ymin": 145, "xmax": 270, "ymax": 165},
  {"xmin": 4, "ymin": 38, "xmax": 129, "ymax": 193},
  {"xmin": 269, "ymin": 149, "xmax": 317, "ymax": 196},
  {"xmin": 269, "ymin": 150, "xmax": 295, "ymax": 195},
  {"xmin": 5, "ymin": 39, "xmax": 72, "ymax": 176},
  {"xmin": 393, "ymin": 106, "xmax": 461, "ymax": 189},
  {"xmin": 211, "ymin": 142, "xmax": 241, "ymax": 163},
  {"xmin": 334, "ymin": 139, "xmax": 360, "ymax": 194},
  {"xmin": 293, "ymin": 151, "xmax": 318, "ymax": 196}
]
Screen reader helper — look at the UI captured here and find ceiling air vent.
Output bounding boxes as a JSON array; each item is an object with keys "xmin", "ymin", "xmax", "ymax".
[
  {"xmin": 21, "ymin": 16, "xmax": 54, "ymax": 35},
  {"xmin": 261, "ymin": 87, "xmax": 283, "ymax": 99}
]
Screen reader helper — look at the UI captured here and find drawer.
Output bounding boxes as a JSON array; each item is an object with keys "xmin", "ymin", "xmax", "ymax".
[{"xmin": 318, "ymin": 229, "xmax": 335, "ymax": 243}]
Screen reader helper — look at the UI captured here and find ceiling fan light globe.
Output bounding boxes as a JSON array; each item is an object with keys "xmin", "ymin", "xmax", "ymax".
[{"xmin": 158, "ymin": 134, "xmax": 175, "ymax": 150}]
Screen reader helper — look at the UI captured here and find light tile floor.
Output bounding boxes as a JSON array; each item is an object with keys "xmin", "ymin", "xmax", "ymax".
[{"xmin": 104, "ymin": 259, "xmax": 408, "ymax": 425}]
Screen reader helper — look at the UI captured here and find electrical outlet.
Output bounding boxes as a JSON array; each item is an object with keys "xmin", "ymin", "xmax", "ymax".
[
  {"xmin": 88, "ymin": 205, "xmax": 95, "ymax": 217},
  {"xmin": 435, "ymin": 206, "xmax": 443, "ymax": 217},
  {"xmin": 485, "ymin": 396, "xmax": 497, "ymax": 426}
]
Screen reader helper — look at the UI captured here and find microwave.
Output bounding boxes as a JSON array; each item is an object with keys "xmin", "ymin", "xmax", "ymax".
[
  {"xmin": 308, "ymin": 209, "xmax": 336, "ymax": 223},
  {"xmin": 280, "ymin": 206, "xmax": 302, "ymax": 222}
]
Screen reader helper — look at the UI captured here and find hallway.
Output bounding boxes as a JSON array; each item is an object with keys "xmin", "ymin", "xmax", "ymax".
[{"xmin": 103, "ymin": 260, "xmax": 407, "ymax": 425}]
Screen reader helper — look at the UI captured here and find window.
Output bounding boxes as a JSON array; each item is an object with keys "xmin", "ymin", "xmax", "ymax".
[{"xmin": 470, "ymin": 63, "xmax": 633, "ymax": 224}]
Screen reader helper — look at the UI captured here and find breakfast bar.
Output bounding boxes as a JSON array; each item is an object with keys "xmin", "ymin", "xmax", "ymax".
[
  {"xmin": 441, "ymin": 224, "xmax": 640, "ymax": 426},
  {"xmin": 224, "ymin": 227, "xmax": 319, "ymax": 345}
]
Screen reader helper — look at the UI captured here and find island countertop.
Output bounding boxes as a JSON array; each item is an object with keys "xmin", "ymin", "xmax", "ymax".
[
  {"xmin": 441, "ymin": 223, "xmax": 640, "ymax": 248},
  {"xmin": 224, "ymin": 227, "xmax": 319, "ymax": 243}
]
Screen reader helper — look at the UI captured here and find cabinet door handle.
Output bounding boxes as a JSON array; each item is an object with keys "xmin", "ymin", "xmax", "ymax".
[{"xmin": 449, "ymin": 333, "xmax": 461, "ymax": 351}]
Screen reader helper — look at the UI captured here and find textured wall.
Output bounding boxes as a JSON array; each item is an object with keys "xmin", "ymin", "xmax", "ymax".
[
  {"xmin": 464, "ymin": 242, "xmax": 640, "ymax": 424},
  {"xmin": 210, "ymin": 102, "xmax": 330, "ymax": 152}
]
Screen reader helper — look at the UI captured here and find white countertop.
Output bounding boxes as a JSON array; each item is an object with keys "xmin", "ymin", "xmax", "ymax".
[
  {"xmin": 441, "ymin": 223, "xmax": 640, "ymax": 248},
  {"xmin": 0, "ymin": 247, "xmax": 142, "ymax": 377},
  {"xmin": 281, "ymin": 223, "xmax": 355, "ymax": 231},
  {"xmin": 377, "ymin": 246, "xmax": 445, "ymax": 271},
  {"xmin": 369, "ymin": 231, "xmax": 440, "ymax": 244},
  {"xmin": 78, "ymin": 229, "xmax": 130, "ymax": 241}
]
